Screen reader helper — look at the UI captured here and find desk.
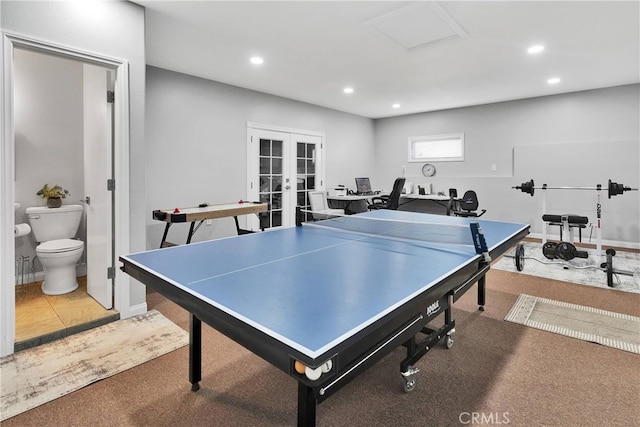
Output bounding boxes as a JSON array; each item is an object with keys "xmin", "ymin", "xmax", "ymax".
[
  {"xmin": 400, "ymin": 193, "xmax": 451, "ymax": 215},
  {"xmin": 121, "ymin": 210, "xmax": 529, "ymax": 426},
  {"xmin": 152, "ymin": 201, "xmax": 267, "ymax": 247},
  {"xmin": 327, "ymin": 194, "xmax": 380, "ymax": 214}
]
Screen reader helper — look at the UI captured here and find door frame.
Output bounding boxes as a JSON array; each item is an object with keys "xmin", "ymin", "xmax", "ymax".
[
  {"xmin": 246, "ymin": 122, "xmax": 325, "ymax": 229},
  {"xmin": 0, "ymin": 32, "xmax": 131, "ymax": 356}
]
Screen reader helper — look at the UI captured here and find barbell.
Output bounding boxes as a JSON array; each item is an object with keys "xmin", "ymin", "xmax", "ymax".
[{"xmin": 513, "ymin": 179, "xmax": 637, "ymax": 199}]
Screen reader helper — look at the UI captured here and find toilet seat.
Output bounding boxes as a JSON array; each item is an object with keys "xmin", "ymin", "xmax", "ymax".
[{"xmin": 37, "ymin": 238, "xmax": 84, "ymax": 254}]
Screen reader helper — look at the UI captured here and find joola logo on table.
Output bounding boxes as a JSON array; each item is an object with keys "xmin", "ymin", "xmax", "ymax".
[{"xmin": 426, "ymin": 300, "xmax": 440, "ymax": 316}]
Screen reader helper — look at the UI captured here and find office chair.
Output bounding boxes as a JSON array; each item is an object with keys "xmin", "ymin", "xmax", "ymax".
[
  {"xmin": 368, "ymin": 178, "xmax": 406, "ymax": 210},
  {"xmin": 446, "ymin": 188, "xmax": 458, "ymax": 216},
  {"xmin": 308, "ymin": 191, "xmax": 344, "ymax": 220},
  {"xmin": 449, "ymin": 190, "xmax": 486, "ymax": 217}
]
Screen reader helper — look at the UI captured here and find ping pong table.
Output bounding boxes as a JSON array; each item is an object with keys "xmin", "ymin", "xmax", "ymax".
[{"xmin": 120, "ymin": 209, "xmax": 529, "ymax": 426}]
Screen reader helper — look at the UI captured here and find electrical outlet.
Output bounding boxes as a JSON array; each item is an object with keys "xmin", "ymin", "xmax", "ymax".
[
  {"xmin": 205, "ymin": 219, "xmax": 212, "ymax": 226},
  {"xmin": 491, "ymin": 164, "xmax": 497, "ymax": 171}
]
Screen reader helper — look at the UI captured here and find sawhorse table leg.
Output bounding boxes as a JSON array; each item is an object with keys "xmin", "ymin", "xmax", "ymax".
[{"xmin": 160, "ymin": 223, "xmax": 171, "ymax": 248}]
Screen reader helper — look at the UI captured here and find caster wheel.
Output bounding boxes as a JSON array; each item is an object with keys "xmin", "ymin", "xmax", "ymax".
[
  {"xmin": 446, "ymin": 335, "xmax": 454, "ymax": 349},
  {"xmin": 403, "ymin": 376, "xmax": 416, "ymax": 393}
]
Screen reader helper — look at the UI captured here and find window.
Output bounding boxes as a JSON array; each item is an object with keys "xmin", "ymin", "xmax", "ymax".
[{"xmin": 408, "ymin": 133, "xmax": 464, "ymax": 162}]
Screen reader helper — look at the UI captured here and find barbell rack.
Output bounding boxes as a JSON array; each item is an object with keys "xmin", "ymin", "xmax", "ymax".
[{"xmin": 512, "ymin": 178, "xmax": 637, "ymax": 256}]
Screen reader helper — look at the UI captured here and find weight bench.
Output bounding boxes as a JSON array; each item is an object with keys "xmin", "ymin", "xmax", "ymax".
[
  {"xmin": 541, "ymin": 214, "xmax": 590, "ymax": 261},
  {"xmin": 542, "ymin": 214, "xmax": 588, "ymax": 244}
]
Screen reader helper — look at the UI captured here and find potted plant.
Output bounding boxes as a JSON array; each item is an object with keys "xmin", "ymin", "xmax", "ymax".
[{"xmin": 37, "ymin": 184, "xmax": 70, "ymax": 208}]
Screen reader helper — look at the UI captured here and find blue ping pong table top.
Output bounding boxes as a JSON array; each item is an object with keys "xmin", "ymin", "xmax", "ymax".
[{"xmin": 122, "ymin": 210, "xmax": 528, "ymax": 359}]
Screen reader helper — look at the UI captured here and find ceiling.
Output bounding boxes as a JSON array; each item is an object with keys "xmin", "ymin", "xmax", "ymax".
[{"xmin": 133, "ymin": 1, "xmax": 640, "ymax": 119}]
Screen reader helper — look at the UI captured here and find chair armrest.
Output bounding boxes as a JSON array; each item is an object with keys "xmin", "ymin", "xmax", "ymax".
[{"xmin": 370, "ymin": 195, "xmax": 389, "ymax": 204}]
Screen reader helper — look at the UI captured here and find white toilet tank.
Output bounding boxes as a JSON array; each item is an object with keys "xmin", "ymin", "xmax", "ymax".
[{"xmin": 26, "ymin": 204, "xmax": 83, "ymax": 242}]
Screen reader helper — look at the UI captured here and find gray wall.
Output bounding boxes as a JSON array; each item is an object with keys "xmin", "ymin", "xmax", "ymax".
[
  {"xmin": 13, "ymin": 49, "xmax": 87, "ymax": 272},
  {"xmin": 147, "ymin": 67, "xmax": 638, "ymax": 247},
  {"xmin": 145, "ymin": 66, "xmax": 375, "ymax": 248},
  {"xmin": 374, "ymin": 84, "xmax": 640, "ymax": 245}
]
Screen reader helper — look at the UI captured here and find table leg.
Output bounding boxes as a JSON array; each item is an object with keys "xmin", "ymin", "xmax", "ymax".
[
  {"xmin": 160, "ymin": 223, "xmax": 171, "ymax": 248},
  {"xmin": 189, "ymin": 314, "xmax": 202, "ymax": 391},
  {"xmin": 477, "ymin": 274, "xmax": 486, "ymax": 311},
  {"xmin": 186, "ymin": 222, "xmax": 196, "ymax": 244},
  {"xmin": 234, "ymin": 216, "xmax": 254, "ymax": 235},
  {"xmin": 297, "ymin": 382, "xmax": 316, "ymax": 427},
  {"xmin": 445, "ymin": 294, "xmax": 453, "ymax": 326}
]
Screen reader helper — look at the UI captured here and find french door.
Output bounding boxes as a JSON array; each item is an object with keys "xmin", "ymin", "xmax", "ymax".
[{"xmin": 247, "ymin": 125, "xmax": 324, "ymax": 230}]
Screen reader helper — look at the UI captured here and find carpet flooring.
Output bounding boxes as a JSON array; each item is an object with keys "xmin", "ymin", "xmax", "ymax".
[
  {"xmin": 0, "ymin": 309, "xmax": 188, "ymax": 421},
  {"xmin": 1, "ymin": 269, "xmax": 639, "ymax": 426}
]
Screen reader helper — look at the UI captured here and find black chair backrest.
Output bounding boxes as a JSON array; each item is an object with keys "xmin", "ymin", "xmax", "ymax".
[
  {"xmin": 459, "ymin": 190, "xmax": 479, "ymax": 211},
  {"xmin": 386, "ymin": 178, "xmax": 406, "ymax": 210}
]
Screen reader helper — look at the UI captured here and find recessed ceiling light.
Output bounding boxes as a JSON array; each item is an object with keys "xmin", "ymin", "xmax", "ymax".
[
  {"xmin": 250, "ymin": 56, "xmax": 264, "ymax": 65},
  {"xmin": 343, "ymin": 87, "xmax": 354, "ymax": 94},
  {"xmin": 527, "ymin": 45, "xmax": 545, "ymax": 54},
  {"xmin": 392, "ymin": 104, "xmax": 400, "ymax": 109},
  {"xmin": 547, "ymin": 77, "xmax": 561, "ymax": 84}
]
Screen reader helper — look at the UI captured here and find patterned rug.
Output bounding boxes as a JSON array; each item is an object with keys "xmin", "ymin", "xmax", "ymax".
[
  {"xmin": 505, "ymin": 294, "xmax": 640, "ymax": 354},
  {"xmin": 494, "ymin": 242, "xmax": 640, "ymax": 293},
  {"xmin": 0, "ymin": 309, "xmax": 188, "ymax": 421}
]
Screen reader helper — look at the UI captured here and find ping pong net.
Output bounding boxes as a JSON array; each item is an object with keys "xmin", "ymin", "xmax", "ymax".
[{"xmin": 303, "ymin": 214, "xmax": 491, "ymax": 261}]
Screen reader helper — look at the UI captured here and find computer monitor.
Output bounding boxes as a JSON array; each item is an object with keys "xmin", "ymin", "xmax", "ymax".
[{"xmin": 355, "ymin": 177, "xmax": 372, "ymax": 194}]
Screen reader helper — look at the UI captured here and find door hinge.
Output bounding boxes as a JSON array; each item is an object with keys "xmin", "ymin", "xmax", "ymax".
[
  {"xmin": 107, "ymin": 91, "xmax": 115, "ymax": 103},
  {"xmin": 107, "ymin": 179, "xmax": 115, "ymax": 191},
  {"xmin": 107, "ymin": 266, "xmax": 115, "ymax": 279}
]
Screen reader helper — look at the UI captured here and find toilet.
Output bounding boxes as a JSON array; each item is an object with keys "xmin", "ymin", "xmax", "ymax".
[{"xmin": 26, "ymin": 204, "xmax": 84, "ymax": 295}]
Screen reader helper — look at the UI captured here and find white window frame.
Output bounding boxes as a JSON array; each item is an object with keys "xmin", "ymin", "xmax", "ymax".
[{"xmin": 408, "ymin": 133, "xmax": 465, "ymax": 162}]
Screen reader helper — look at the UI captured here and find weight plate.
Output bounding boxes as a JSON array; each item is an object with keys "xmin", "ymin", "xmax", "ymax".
[
  {"xmin": 555, "ymin": 242, "xmax": 577, "ymax": 261},
  {"xmin": 542, "ymin": 242, "xmax": 557, "ymax": 259}
]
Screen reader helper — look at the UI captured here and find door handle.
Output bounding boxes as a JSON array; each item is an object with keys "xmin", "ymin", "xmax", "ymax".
[{"xmin": 81, "ymin": 196, "xmax": 91, "ymax": 205}]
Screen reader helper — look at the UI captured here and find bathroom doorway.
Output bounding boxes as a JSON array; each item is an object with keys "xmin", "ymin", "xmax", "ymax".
[{"xmin": 13, "ymin": 48, "xmax": 117, "ymax": 349}]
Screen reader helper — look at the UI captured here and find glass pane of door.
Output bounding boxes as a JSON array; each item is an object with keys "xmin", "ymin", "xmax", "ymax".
[
  {"xmin": 258, "ymin": 138, "xmax": 284, "ymax": 230},
  {"xmin": 296, "ymin": 139, "xmax": 319, "ymax": 223}
]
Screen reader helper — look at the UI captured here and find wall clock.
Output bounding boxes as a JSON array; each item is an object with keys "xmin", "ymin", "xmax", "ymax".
[{"xmin": 422, "ymin": 163, "xmax": 436, "ymax": 177}]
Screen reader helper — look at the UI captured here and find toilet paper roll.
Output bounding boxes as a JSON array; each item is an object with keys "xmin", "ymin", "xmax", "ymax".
[{"xmin": 14, "ymin": 223, "xmax": 31, "ymax": 237}]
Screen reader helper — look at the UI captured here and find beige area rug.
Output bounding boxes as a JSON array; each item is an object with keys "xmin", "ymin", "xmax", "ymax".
[
  {"xmin": 494, "ymin": 242, "xmax": 640, "ymax": 293},
  {"xmin": 0, "ymin": 309, "xmax": 188, "ymax": 421},
  {"xmin": 505, "ymin": 294, "xmax": 640, "ymax": 354}
]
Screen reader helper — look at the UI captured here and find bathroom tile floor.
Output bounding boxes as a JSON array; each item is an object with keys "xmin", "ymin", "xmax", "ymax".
[{"xmin": 14, "ymin": 276, "xmax": 119, "ymax": 352}]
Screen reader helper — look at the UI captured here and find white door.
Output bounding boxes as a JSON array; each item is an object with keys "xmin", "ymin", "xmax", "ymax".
[
  {"xmin": 83, "ymin": 64, "xmax": 113, "ymax": 309},
  {"xmin": 247, "ymin": 126, "xmax": 324, "ymax": 229}
]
